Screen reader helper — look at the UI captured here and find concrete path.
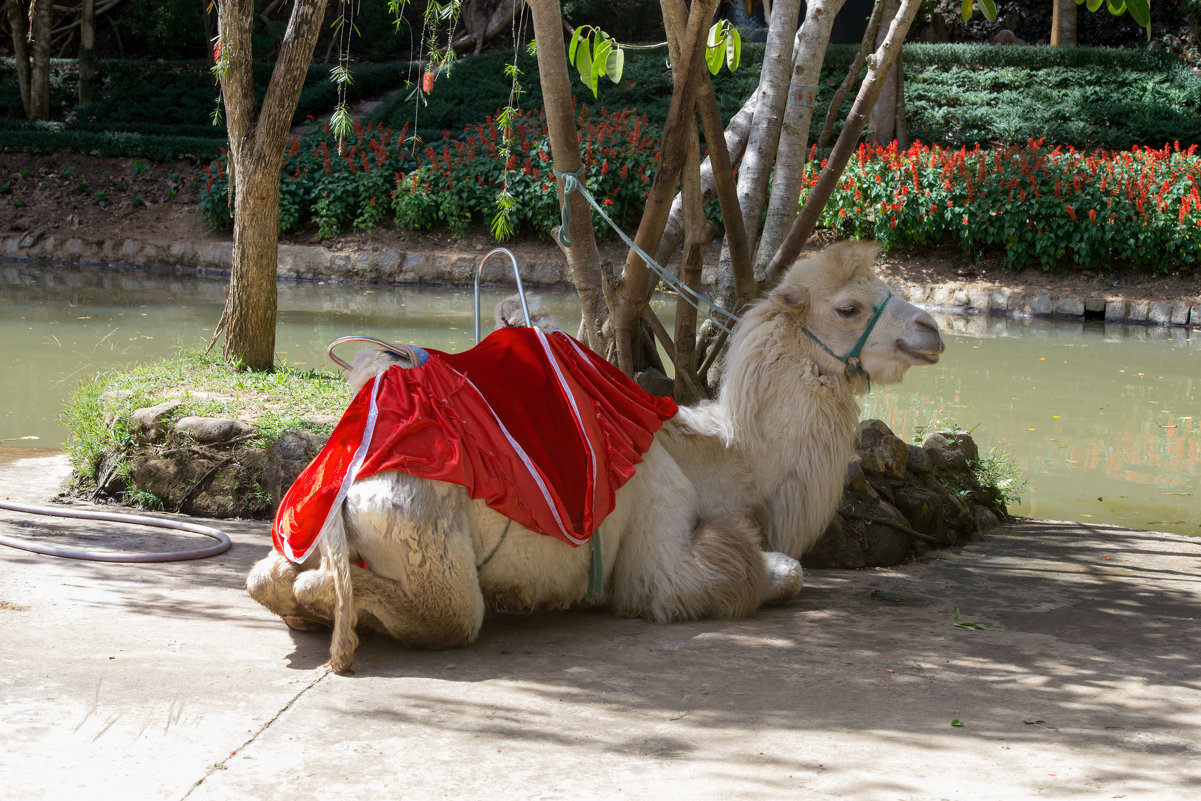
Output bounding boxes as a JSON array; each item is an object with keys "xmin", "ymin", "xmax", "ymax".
[{"xmin": 2, "ymin": 451, "xmax": 1199, "ymax": 801}]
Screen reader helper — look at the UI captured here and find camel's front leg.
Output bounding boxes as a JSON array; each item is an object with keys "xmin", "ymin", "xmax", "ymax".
[{"xmin": 760, "ymin": 551, "xmax": 803, "ymax": 605}]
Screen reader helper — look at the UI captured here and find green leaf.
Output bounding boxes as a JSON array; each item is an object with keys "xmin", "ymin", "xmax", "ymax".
[
  {"xmin": 1125, "ymin": 0, "xmax": 1151, "ymax": 31},
  {"xmin": 568, "ymin": 28, "xmax": 584, "ymax": 64},
  {"xmin": 574, "ymin": 37, "xmax": 594, "ymax": 94},
  {"xmin": 593, "ymin": 39, "xmax": 612, "ymax": 80},
  {"xmin": 706, "ymin": 22, "xmax": 722, "ymax": 49},
  {"xmin": 951, "ymin": 719, "xmax": 965, "ymax": 727},
  {"xmin": 1086, "ymin": 0, "xmax": 1104, "ymax": 11},
  {"xmin": 726, "ymin": 27, "xmax": 741, "ymax": 71},
  {"xmin": 952, "ymin": 608, "xmax": 996, "ymax": 630},
  {"xmin": 705, "ymin": 40, "xmax": 723, "ymax": 76},
  {"xmin": 979, "ymin": 0, "xmax": 997, "ymax": 20},
  {"xmin": 960, "ymin": 0, "xmax": 973, "ymax": 21},
  {"xmin": 605, "ymin": 47, "xmax": 625, "ymax": 84}
]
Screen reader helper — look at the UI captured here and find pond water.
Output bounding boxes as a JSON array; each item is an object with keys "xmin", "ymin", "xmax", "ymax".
[{"xmin": 2, "ymin": 262, "xmax": 1198, "ymax": 537}]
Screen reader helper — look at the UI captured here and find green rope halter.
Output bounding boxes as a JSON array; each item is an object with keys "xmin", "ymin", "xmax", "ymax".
[{"xmin": 801, "ymin": 292, "xmax": 893, "ymax": 390}]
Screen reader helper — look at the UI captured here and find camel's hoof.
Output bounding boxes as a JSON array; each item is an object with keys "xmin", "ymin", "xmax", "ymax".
[
  {"xmin": 281, "ymin": 615, "xmax": 328, "ymax": 632},
  {"xmin": 326, "ymin": 657, "xmax": 355, "ymax": 676},
  {"xmin": 762, "ymin": 552, "xmax": 803, "ymax": 605}
]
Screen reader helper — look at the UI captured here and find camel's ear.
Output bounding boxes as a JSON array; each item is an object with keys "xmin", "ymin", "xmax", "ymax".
[{"xmin": 772, "ymin": 285, "xmax": 810, "ymax": 323}]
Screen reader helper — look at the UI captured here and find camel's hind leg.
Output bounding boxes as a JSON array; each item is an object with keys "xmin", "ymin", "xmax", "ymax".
[
  {"xmin": 293, "ymin": 475, "xmax": 486, "ymax": 662},
  {"xmin": 245, "ymin": 552, "xmax": 328, "ymax": 632}
]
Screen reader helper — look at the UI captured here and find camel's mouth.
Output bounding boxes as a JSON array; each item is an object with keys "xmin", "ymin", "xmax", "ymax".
[{"xmin": 897, "ymin": 340, "xmax": 943, "ymax": 364}]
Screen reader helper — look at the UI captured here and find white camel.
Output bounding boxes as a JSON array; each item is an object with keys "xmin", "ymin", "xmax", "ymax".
[{"xmin": 247, "ymin": 241, "xmax": 944, "ymax": 672}]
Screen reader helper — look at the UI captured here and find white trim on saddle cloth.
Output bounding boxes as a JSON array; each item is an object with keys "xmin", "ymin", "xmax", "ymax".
[{"xmin": 283, "ymin": 371, "xmax": 384, "ymax": 564}]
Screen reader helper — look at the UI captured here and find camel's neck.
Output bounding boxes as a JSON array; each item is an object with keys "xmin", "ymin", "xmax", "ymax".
[
  {"xmin": 712, "ymin": 314, "xmax": 863, "ymax": 554},
  {"xmin": 718, "ymin": 316, "xmax": 862, "ymax": 463}
]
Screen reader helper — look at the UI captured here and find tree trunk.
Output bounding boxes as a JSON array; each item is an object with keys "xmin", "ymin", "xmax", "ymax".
[
  {"xmin": 29, "ymin": 0, "xmax": 51, "ymax": 119},
  {"xmin": 6, "ymin": 0, "xmax": 32, "ymax": 118},
  {"xmin": 711, "ymin": 0, "xmax": 804, "ymax": 310},
  {"xmin": 610, "ymin": 0, "xmax": 718, "ymax": 376},
  {"xmin": 79, "ymin": 0, "xmax": 95, "ymax": 106},
  {"xmin": 525, "ymin": 0, "xmax": 608, "ymax": 353},
  {"xmin": 1051, "ymin": 0, "xmax": 1077, "ymax": 47},
  {"xmin": 866, "ymin": 0, "xmax": 899, "ymax": 145},
  {"xmin": 661, "ymin": 0, "xmax": 753, "ymax": 309},
  {"xmin": 216, "ymin": 0, "xmax": 329, "ymax": 371},
  {"xmin": 763, "ymin": 0, "xmax": 922, "ymax": 286},
  {"xmin": 755, "ymin": 0, "xmax": 847, "ymax": 278},
  {"xmin": 816, "ymin": 0, "xmax": 884, "ymax": 149},
  {"xmin": 655, "ymin": 92, "xmax": 757, "ymax": 270}
]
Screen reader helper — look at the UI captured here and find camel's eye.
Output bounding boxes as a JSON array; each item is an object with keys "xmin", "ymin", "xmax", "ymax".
[{"xmin": 836, "ymin": 304, "xmax": 859, "ymax": 318}]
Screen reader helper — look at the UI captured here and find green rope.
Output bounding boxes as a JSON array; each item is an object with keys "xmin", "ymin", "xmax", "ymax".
[
  {"xmin": 800, "ymin": 292, "xmax": 893, "ymax": 391},
  {"xmin": 475, "ymin": 517, "xmax": 512, "ymax": 571},
  {"xmin": 587, "ymin": 526, "xmax": 604, "ymax": 601},
  {"xmin": 554, "ymin": 167, "xmax": 741, "ymax": 337}
]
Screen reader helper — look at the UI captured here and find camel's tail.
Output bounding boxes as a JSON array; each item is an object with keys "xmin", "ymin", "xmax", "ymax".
[{"xmin": 320, "ymin": 512, "xmax": 359, "ymax": 674}]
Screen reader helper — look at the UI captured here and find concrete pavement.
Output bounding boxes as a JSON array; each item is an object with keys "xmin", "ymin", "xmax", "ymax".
[{"xmin": 2, "ymin": 450, "xmax": 1199, "ymax": 800}]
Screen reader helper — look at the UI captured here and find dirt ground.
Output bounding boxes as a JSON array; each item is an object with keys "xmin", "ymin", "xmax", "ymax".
[{"xmin": 2, "ymin": 151, "xmax": 1199, "ymax": 306}]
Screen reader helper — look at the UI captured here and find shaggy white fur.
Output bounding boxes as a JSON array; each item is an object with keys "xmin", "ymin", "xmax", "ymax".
[{"xmin": 246, "ymin": 240, "xmax": 944, "ymax": 673}]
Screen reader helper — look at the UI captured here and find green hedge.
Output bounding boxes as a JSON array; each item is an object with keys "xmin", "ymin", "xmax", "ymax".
[
  {"xmin": 899, "ymin": 45, "xmax": 1201, "ymax": 149},
  {"xmin": 369, "ymin": 43, "xmax": 1201, "ymax": 150},
  {"xmin": 0, "ymin": 120, "xmax": 225, "ymax": 161},
  {"xmin": 5, "ymin": 43, "xmax": 1200, "ymax": 161},
  {"xmin": 0, "ymin": 58, "xmax": 419, "ymax": 161}
]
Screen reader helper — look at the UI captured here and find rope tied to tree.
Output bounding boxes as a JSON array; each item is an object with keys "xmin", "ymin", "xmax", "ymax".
[{"xmin": 553, "ymin": 167, "xmax": 741, "ymax": 337}]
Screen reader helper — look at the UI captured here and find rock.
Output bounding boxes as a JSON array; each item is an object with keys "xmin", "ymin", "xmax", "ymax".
[
  {"xmin": 173, "ymin": 416, "xmax": 253, "ymax": 444},
  {"xmin": 634, "ymin": 368, "xmax": 674, "ymax": 398},
  {"xmin": 860, "ymin": 500, "xmax": 915, "ymax": 567},
  {"xmin": 921, "ymin": 430, "xmax": 978, "ymax": 473},
  {"xmin": 856, "ymin": 419, "xmax": 908, "ymax": 480},
  {"xmin": 892, "ymin": 485, "xmax": 946, "ymax": 545},
  {"xmin": 263, "ymin": 432, "xmax": 329, "ymax": 508},
  {"xmin": 126, "ymin": 449, "xmax": 270, "ymax": 519},
  {"xmin": 844, "ymin": 454, "xmax": 867, "ymax": 492},
  {"xmin": 972, "ymin": 504, "xmax": 1001, "ymax": 534},
  {"xmin": 905, "ymin": 444, "xmax": 932, "ymax": 474},
  {"xmin": 93, "ymin": 450, "xmax": 130, "ymax": 498},
  {"xmin": 128, "ymin": 401, "xmax": 183, "ymax": 442},
  {"xmin": 803, "ymin": 516, "xmax": 865, "ymax": 569}
]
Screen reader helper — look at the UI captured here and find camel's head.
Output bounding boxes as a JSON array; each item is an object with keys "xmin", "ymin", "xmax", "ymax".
[
  {"xmin": 493, "ymin": 293, "xmax": 559, "ymax": 333},
  {"xmin": 342, "ymin": 343, "xmax": 424, "ymax": 394},
  {"xmin": 769, "ymin": 240, "xmax": 944, "ymax": 389}
]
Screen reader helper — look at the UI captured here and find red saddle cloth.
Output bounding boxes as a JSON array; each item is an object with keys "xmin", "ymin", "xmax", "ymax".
[{"xmin": 272, "ymin": 327, "xmax": 678, "ymax": 563}]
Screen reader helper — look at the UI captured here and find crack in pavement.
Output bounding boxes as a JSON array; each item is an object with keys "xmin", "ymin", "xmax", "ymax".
[{"xmin": 180, "ymin": 665, "xmax": 332, "ymax": 800}]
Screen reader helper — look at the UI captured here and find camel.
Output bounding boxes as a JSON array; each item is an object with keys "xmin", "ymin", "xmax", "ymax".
[{"xmin": 246, "ymin": 241, "xmax": 944, "ymax": 673}]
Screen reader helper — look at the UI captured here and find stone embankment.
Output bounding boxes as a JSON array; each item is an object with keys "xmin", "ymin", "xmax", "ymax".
[
  {"xmin": 90, "ymin": 388, "xmax": 1001, "ymax": 569},
  {"xmin": 887, "ymin": 275, "xmax": 1201, "ymax": 327},
  {"xmin": 6, "ymin": 230, "xmax": 1201, "ymax": 328}
]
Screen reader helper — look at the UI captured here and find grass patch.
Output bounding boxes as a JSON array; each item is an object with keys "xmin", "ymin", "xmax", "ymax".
[{"xmin": 61, "ymin": 351, "xmax": 350, "ymax": 482}]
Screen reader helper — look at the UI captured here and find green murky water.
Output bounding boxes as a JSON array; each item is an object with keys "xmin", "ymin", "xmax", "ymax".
[{"xmin": 2, "ymin": 263, "xmax": 1198, "ymax": 537}]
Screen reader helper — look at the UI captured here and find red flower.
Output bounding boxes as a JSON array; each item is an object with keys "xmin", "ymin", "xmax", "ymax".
[{"xmin": 423, "ymin": 70, "xmax": 435, "ymax": 94}]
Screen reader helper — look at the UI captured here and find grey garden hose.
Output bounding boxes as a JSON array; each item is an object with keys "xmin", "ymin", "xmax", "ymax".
[{"xmin": 0, "ymin": 500, "xmax": 231, "ymax": 562}]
